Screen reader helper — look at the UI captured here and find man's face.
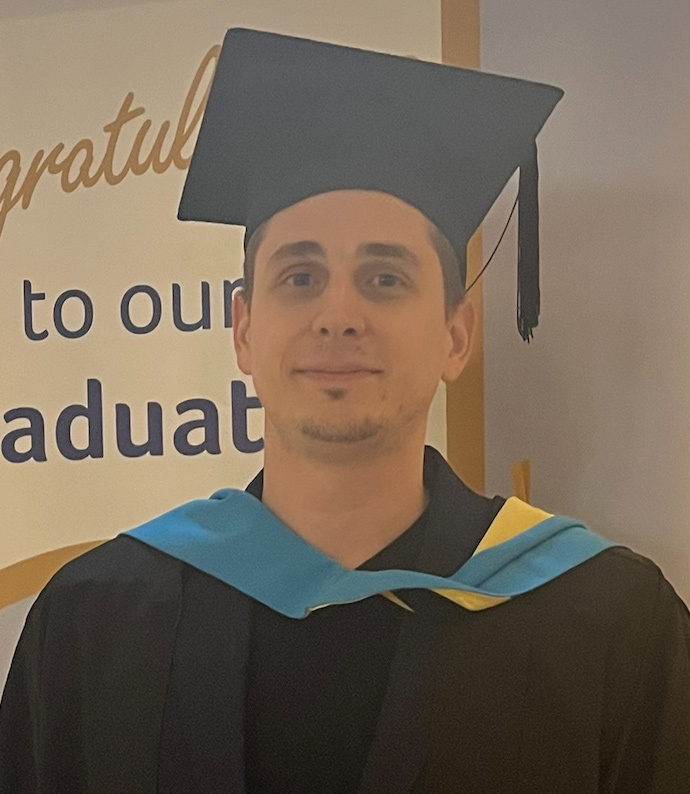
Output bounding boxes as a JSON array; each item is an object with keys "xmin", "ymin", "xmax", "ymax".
[{"xmin": 233, "ymin": 190, "xmax": 474, "ymax": 460}]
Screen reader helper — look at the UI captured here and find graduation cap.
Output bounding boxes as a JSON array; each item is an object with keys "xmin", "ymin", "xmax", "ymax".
[{"xmin": 178, "ymin": 28, "xmax": 563, "ymax": 340}]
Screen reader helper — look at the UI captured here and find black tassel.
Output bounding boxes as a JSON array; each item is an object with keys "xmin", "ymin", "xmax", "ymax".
[{"xmin": 517, "ymin": 142, "xmax": 540, "ymax": 341}]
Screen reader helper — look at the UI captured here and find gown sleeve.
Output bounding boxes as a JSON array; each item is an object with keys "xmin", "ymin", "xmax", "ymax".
[
  {"xmin": 0, "ymin": 537, "xmax": 183, "ymax": 794},
  {"xmin": 606, "ymin": 572, "xmax": 690, "ymax": 793},
  {"xmin": 0, "ymin": 573, "xmax": 111, "ymax": 793},
  {"xmin": 0, "ymin": 593, "xmax": 48, "ymax": 793}
]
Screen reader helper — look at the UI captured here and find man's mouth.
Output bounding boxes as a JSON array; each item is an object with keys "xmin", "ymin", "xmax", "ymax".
[{"xmin": 294, "ymin": 366, "xmax": 383, "ymax": 383}]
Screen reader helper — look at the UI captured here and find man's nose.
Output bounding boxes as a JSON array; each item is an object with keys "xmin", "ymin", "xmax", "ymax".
[{"xmin": 310, "ymin": 282, "xmax": 366, "ymax": 338}]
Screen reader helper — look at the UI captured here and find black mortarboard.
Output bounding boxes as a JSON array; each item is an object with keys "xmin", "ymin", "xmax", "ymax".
[{"xmin": 178, "ymin": 28, "xmax": 563, "ymax": 339}]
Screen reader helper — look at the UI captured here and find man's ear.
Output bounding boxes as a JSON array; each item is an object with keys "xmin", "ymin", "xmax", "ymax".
[
  {"xmin": 232, "ymin": 290, "xmax": 253, "ymax": 376},
  {"xmin": 440, "ymin": 298, "xmax": 476, "ymax": 383}
]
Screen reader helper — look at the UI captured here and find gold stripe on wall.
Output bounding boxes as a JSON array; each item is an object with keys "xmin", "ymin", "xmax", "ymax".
[
  {"xmin": 0, "ymin": 541, "xmax": 106, "ymax": 610},
  {"xmin": 511, "ymin": 459, "xmax": 532, "ymax": 503},
  {"xmin": 441, "ymin": 0, "xmax": 485, "ymax": 494}
]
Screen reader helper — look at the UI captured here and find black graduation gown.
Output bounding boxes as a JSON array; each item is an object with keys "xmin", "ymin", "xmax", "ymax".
[
  {"xmin": 239, "ymin": 454, "xmax": 503, "ymax": 794},
  {"xmin": 2, "ymin": 454, "xmax": 689, "ymax": 792}
]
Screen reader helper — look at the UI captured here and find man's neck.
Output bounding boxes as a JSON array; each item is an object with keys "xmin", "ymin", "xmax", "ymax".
[{"xmin": 260, "ymin": 431, "xmax": 428, "ymax": 569}]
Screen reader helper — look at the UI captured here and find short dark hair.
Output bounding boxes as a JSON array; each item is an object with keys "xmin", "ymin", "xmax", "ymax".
[
  {"xmin": 240, "ymin": 221, "xmax": 267, "ymax": 307},
  {"xmin": 241, "ymin": 217, "xmax": 466, "ymax": 315},
  {"xmin": 426, "ymin": 221, "xmax": 466, "ymax": 314}
]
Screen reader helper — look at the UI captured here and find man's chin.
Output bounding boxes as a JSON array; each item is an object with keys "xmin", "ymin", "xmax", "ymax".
[{"xmin": 299, "ymin": 419, "xmax": 383, "ymax": 444}]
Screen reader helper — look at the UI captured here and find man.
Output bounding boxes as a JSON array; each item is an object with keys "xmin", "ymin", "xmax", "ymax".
[{"xmin": 1, "ymin": 28, "xmax": 689, "ymax": 793}]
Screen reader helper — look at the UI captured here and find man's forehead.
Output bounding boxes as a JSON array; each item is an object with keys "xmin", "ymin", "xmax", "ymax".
[
  {"xmin": 269, "ymin": 189, "xmax": 430, "ymax": 223},
  {"xmin": 259, "ymin": 190, "xmax": 433, "ymax": 246},
  {"xmin": 257, "ymin": 192, "xmax": 434, "ymax": 264}
]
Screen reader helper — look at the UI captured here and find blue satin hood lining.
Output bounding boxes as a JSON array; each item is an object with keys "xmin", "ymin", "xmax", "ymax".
[{"xmin": 125, "ymin": 489, "xmax": 615, "ymax": 619}]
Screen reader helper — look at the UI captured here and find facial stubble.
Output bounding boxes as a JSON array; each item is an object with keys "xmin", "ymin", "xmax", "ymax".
[{"xmin": 299, "ymin": 387, "xmax": 385, "ymax": 444}]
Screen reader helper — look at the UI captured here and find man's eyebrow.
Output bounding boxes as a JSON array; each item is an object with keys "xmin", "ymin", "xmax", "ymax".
[
  {"xmin": 356, "ymin": 242, "xmax": 420, "ymax": 266},
  {"xmin": 268, "ymin": 240, "xmax": 326, "ymax": 262}
]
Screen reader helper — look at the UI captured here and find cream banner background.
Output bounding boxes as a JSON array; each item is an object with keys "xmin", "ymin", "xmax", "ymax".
[
  {"xmin": 0, "ymin": 0, "xmax": 446, "ymax": 571},
  {"xmin": 0, "ymin": 0, "xmax": 446, "ymax": 685}
]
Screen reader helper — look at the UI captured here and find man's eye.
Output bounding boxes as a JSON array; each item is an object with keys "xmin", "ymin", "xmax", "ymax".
[
  {"xmin": 285, "ymin": 272, "xmax": 314, "ymax": 287},
  {"xmin": 372, "ymin": 273, "xmax": 405, "ymax": 288}
]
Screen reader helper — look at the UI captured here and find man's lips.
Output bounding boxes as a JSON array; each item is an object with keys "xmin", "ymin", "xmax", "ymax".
[{"xmin": 294, "ymin": 366, "xmax": 383, "ymax": 382}]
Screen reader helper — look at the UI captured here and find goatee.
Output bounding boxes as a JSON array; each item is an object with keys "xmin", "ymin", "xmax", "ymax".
[{"xmin": 299, "ymin": 418, "xmax": 383, "ymax": 444}]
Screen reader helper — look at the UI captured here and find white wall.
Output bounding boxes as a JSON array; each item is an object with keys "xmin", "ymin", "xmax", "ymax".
[{"xmin": 482, "ymin": 0, "xmax": 690, "ymax": 602}]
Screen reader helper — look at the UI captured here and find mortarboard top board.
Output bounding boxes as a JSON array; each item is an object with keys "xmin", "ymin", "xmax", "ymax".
[{"xmin": 178, "ymin": 28, "xmax": 564, "ymax": 340}]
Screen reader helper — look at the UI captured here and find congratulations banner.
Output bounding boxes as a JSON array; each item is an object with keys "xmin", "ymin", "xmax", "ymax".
[{"xmin": 0, "ymin": 0, "xmax": 446, "ymax": 664}]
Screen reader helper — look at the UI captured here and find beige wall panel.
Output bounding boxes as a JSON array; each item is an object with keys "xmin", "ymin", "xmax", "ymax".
[{"xmin": 482, "ymin": 0, "xmax": 690, "ymax": 603}]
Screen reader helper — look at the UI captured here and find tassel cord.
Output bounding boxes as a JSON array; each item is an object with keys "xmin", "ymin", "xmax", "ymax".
[{"xmin": 465, "ymin": 193, "xmax": 519, "ymax": 294}]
